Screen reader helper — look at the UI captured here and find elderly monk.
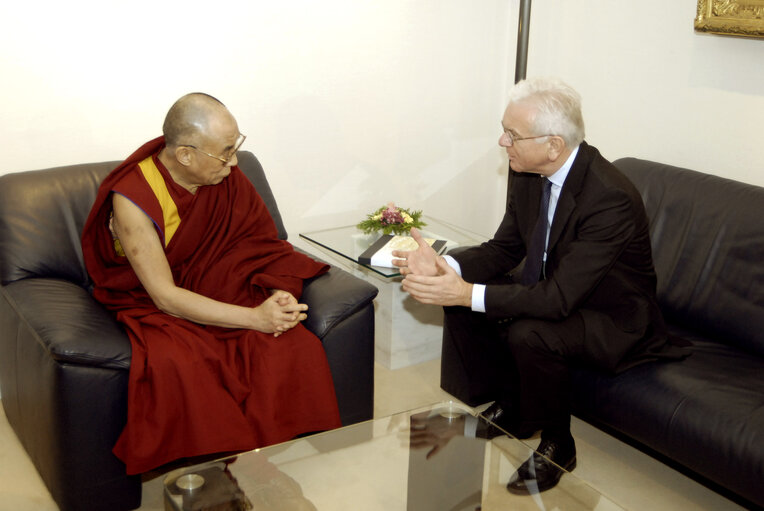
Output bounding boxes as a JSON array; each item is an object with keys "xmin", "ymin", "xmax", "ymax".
[{"xmin": 82, "ymin": 93, "xmax": 340, "ymax": 475}]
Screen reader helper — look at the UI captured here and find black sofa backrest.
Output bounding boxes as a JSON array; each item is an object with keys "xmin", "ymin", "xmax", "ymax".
[
  {"xmin": 614, "ymin": 157, "xmax": 764, "ymax": 358},
  {"xmin": 0, "ymin": 161, "xmax": 115, "ymax": 288},
  {"xmin": 0, "ymin": 150, "xmax": 287, "ymax": 288},
  {"xmin": 236, "ymin": 151, "xmax": 288, "ymax": 240}
]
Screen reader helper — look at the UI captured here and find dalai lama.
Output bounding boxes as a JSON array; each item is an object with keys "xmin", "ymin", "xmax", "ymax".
[{"xmin": 81, "ymin": 93, "xmax": 341, "ymax": 475}]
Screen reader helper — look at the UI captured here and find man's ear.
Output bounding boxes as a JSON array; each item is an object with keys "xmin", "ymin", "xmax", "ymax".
[
  {"xmin": 175, "ymin": 146, "xmax": 193, "ymax": 166},
  {"xmin": 547, "ymin": 136, "xmax": 566, "ymax": 161}
]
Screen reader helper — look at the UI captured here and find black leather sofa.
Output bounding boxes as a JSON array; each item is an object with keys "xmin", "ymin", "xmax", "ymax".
[
  {"xmin": 570, "ymin": 158, "xmax": 764, "ymax": 509},
  {"xmin": 0, "ymin": 151, "xmax": 378, "ymax": 511},
  {"xmin": 441, "ymin": 157, "xmax": 764, "ymax": 508}
]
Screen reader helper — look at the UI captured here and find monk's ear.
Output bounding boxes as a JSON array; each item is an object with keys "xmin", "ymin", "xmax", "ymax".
[
  {"xmin": 547, "ymin": 136, "xmax": 566, "ymax": 161},
  {"xmin": 174, "ymin": 146, "xmax": 193, "ymax": 166}
]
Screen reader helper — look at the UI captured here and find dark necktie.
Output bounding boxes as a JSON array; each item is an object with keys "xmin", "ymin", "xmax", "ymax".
[{"xmin": 520, "ymin": 178, "xmax": 552, "ymax": 285}]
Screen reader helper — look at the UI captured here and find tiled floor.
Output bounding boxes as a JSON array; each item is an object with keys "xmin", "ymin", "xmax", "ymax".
[{"xmin": 0, "ymin": 358, "xmax": 748, "ymax": 511}]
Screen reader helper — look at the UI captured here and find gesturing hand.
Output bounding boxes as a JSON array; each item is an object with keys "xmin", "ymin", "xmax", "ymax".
[
  {"xmin": 253, "ymin": 290, "xmax": 308, "ymax": 337},
  {"xmin": 391, "ymin": 227, "xmax": 440, "ymax": 277},
  {"xmin": 401, "ymin": 257, "xmax": 473, "ymax": 307}
]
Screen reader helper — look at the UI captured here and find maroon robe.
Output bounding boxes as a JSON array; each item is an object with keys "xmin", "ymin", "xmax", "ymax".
[{"xmin": 82, "ymin": 137, "xmax": 341, "ymax": 474}]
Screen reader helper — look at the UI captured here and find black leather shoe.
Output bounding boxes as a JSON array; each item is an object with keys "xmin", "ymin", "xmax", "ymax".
[
  {"xmin": 480, "ymin": 401, "xmax": 510, "ymax": 424},
  {"xmin": 507, "ymin": 437, "xmax": 576, "ymax": 494},
  {"xmin": 479, "ymin": 402, "xmax": 536, "ymax": 440}
]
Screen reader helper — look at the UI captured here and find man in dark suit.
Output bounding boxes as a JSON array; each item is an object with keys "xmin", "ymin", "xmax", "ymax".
[{"xmin": 394, "ymin": 77, "xmax": 681, "ymax": 493}]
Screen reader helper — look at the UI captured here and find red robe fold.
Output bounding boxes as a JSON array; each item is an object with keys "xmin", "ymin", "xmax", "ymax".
[{"xmin": 82, "ymin": 137, "xmax": 340, "ymax": 475}]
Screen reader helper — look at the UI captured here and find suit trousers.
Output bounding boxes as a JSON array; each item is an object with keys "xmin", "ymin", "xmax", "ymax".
[{"xmin": 441, "ymin": 306, "xmax": 586, "ymax": 436}]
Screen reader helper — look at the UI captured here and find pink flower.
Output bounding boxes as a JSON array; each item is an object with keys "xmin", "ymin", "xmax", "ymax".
[{"xmin": 381, "ymin": 207, "xmax": 404, "ymax": 225}]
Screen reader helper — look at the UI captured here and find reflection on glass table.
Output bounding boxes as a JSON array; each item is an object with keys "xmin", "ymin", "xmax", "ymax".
[
  {"xmin": 163, "ymin": 402, "xmax": 624, "ymax": 511},
  {"xmin": 299, "ymin": 217, "xmax": 488, "ymax": 278}
]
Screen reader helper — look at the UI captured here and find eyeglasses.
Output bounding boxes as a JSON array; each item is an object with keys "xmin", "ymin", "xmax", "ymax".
[
  {"xmin": 184, "ymin": 133, "xmax": 247, "ymax": 164},
  {"xmin": 501, "ymin": 129, "xmax": 552, "ymax": 147}
]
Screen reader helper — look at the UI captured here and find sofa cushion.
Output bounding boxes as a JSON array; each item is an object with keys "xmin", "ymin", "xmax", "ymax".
[
  {"xmin": 614, "ymin": 158, "xmax": 764, "ymax": 358},
  {"xmin": 572, "ymin": 323, "xmax": 764, "ymax": 507}
]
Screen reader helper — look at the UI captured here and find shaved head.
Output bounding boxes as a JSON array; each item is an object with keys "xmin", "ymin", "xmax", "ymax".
[{"xmin": 163, "ymin": 93, "xmax": 228, "ymax": 147}]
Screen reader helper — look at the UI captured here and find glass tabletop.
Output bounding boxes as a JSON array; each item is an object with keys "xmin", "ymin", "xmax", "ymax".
[
  {"xmin": 163, "ymin": 402, "xmax": 624, "ymax": 511},
  {"xmin": 299, "ymin": 217, "xmax": 489, "ymax": 278}
]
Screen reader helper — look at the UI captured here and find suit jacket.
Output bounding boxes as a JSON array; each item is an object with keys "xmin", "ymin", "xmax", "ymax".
[{"xmin": 453, "ymin": 142, "xmax": 672, "ymax": 373}]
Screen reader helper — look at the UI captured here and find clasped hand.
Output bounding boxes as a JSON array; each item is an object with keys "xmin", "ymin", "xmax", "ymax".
[
  {"xmin": 392, "ymin": 228, "xmax": 472, "ymax": 307},
  {"xmin": 255, "ymin": 290, "xmax": 308, "ymax": 337}
]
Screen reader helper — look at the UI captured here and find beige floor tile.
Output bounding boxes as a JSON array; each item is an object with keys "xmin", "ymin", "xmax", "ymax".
[
  {"xmin": 374, "ymin": 358, "xmax": 459, "ymax": 418},
  {"xmin": 0, "ymin": 357, "xmax": 749, "ymax": 511},
  {"xmin": 0, "ymin": 404, "xmax": 57, "ymax": 511}
]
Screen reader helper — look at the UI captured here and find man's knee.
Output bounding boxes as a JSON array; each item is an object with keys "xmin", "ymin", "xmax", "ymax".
[
  {"xmin": 443, "ymin": 306, "xmax": 494, "ymax": 342},
  {"xmin": 503, "ymin": 315, "xmax": 584, "ymax": 359},
  {"xmin": 503, "ymin": 319, "xmax": 568, "ymax": 361},
  {"xmin": 504, "ymin": 319, "xmax": 546, "ymax": 347}
]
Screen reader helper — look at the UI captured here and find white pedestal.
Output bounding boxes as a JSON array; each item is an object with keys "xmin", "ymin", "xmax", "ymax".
[
  {"xmin": 296, "ymin": 240, "xmax": 444, "ymax": 370},
  {"xmin": 373, "ymin": 274, "xmax": 444, "ymax": 370}
]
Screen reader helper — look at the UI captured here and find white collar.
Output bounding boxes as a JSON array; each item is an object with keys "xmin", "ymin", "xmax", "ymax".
[{"xmin": 546, "ymin": 144, "xmax": 580, "ymax": 188}]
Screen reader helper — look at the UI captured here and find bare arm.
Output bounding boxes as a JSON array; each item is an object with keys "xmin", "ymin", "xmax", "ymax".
[{"xmin": 111, "ymin": 193, "xmax": 305, "ymax": 335}]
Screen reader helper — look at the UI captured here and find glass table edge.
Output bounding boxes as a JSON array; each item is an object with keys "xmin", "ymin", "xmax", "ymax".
[
  {"xmin": 161, "ymin": 400, "xmax": 562, "ymax": 480},
  {"xmin": 298, "ymin": 232, "xmax": 401, "ymax": 278},
  {"xmin": 161, "ymin": 403, "xmax": 624, "ymax": 509},
  {"xmin": 298, "ymin": 217, "xmax": 489, "ymax": 279}
]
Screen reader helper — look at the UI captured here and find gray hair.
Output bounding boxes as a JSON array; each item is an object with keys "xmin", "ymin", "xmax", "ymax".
[{"xmin": 507, "ymin": 77, "xmax": 585, "ymax": 147}]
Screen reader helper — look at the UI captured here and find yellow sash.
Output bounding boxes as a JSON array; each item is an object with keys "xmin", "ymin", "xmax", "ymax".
[{"xmin": 137, "ymin": 156, "xmax": 181, "ymax": 247}]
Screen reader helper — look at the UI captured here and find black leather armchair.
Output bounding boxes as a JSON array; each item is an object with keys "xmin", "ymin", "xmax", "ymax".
[{"xmin": 0, "ymin": 151, "xmax": 378, "ymax": 511}]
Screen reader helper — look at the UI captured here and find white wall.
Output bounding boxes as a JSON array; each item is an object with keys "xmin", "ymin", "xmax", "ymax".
[
  {"xmin": 0, "ymin": 1, "xmax": 514, "ymax": 238},
  {"xmin": 1, "ymin": 0, "xmax": 762, "ymax": 241},
  {"xmin": 525, "ymin": 0, "xmax": 764, "ymax": 187}
]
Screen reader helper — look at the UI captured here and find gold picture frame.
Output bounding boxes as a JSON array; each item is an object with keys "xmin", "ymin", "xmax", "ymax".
[{"xmin": 695, "ymin": 0, "xmax": 764, "ymax": 38}]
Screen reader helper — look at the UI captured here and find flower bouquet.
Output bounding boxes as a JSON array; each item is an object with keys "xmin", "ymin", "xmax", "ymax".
[{"xmin": 356, "ymin": 202, "xmax": 426, "ymax": 236}]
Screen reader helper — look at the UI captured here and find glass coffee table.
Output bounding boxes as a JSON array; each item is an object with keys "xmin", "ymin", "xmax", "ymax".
[
  {"xmin": 299, "ymin": 216, "xmax": 488, "ymax": 279},
  {"xmin": 163, "ymin": 402, "xmax": 624, "ymax": 510},
  {"xmin": 299, "ymin": 218, "xmax": 490, "ymax": 369}
]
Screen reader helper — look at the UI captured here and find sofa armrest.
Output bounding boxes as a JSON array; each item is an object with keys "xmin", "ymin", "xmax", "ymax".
[
  {"xmin": 301, "ymin": 267, "xmax": 378, "ymax": 339},
  {"xmin": 300, "ymin": 266, "xmax": 377, "ymax": 426},
  {"xmin": 0, "ymin": 278, "xmax": 131, "ymax": 369},
  {"xmin": 0, "ymin": 277, "xmax": 140, "ymax": 511}
]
